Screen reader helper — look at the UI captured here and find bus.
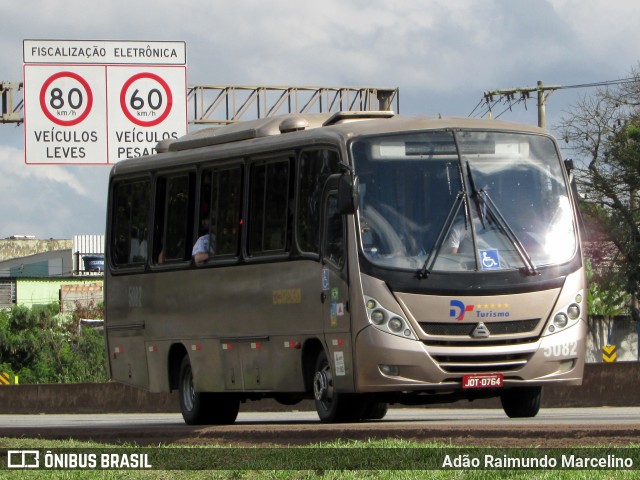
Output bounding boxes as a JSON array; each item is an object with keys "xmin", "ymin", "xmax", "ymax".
[{"xmin": 104, "ymin": 111, "xmax": 587, "ymax": 424}]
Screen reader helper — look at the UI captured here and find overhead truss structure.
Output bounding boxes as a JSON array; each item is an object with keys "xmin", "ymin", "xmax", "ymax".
[
  {"xmin": 187, "ymin": 85, "xmax": 399, "ymax": 125},
  {"xmin": 1, "ymin": 81, "xmax": 23, "ymax": 124},
  {"xmin": 1, "ymin": 82, "xmax": 399, "ymax": 125}
]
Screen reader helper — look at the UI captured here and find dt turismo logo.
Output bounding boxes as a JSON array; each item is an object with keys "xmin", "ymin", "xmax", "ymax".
[
  {"xmin": 449, "ymin": 300, "xmax": 512, "ymax": 321},
  {"xmin": 449, "ymin": 300, "xmax": 474, "ymax": 321}
]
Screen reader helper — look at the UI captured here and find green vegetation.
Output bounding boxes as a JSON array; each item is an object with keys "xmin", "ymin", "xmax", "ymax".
[
  {"xmin": 0, "ymin": 438, "xmax": 639, "ymax": 479},
  {"xmin": 560, "ymin": 69, "xmax": 640, "ymax": 319},
  {"xmin": 0, "ymin": 302, "xmax": 108, "ymax": 384}
]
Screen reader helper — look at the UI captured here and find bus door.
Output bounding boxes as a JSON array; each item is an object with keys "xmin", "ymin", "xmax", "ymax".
[{"xmin": 321, "ymin": 176, "xmax": 354, "ymax": 387}]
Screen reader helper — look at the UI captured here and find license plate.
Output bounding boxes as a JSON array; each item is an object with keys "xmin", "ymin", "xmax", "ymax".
[{"xmin": 462, "ymin": 373, "xmax": 504, "ymax": 389}]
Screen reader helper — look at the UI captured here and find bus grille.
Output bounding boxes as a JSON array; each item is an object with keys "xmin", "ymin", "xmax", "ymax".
[
  {"xmin": 431, "ymin": 353, "xmax": 533, "ymax": 373},
  {"xmin": 419, "ymin": 318, "xmax": 540, "ymax": 337}
]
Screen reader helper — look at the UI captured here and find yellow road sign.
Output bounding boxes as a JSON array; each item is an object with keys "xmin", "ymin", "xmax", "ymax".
[
  {"xmin": 602, "ymin": 344, "xmax": 617, "ymax": 363},
  {"xmin": 0, "ymin": 372, "xmax": 9, "ymax": 385}
]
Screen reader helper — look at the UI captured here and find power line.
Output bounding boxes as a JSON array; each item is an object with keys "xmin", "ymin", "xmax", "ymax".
[
  {"xmin": 555, "ymin": 77, "xmax": 636, "ymax": 90},
  {"xmin": 470, "ymin": 77, "xmax": 639, "ymax": 126}
]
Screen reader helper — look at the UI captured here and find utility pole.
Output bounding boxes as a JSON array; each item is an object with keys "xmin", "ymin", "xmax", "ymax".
[
  {"xmin": 483, "ymin": 80, "xmax": 560, "ymax": 128},
  {"xmin": 537, "ymin": 80, "xmax": 546, "ymax": 128}
]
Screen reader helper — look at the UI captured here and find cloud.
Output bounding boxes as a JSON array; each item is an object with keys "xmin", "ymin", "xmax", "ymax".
[
  {"xmin": 552, "ymin": 0, "xmax": 640, "ymax": 62},
  {"xmin": 0, "ymin": 145, "xmax": 109, "ymax": 238},
  {"xmin": 0, "ymin": 145, "xmax": 90, "ymax": 196},
  {"xmin": 2, "ymin": 0, "xmax": 640, "ymax": 238}
]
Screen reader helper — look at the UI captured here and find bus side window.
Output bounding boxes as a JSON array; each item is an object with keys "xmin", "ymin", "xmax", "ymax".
[
  {"xmin": 153, "ymin": 173, "xmax": 195, "ymax": 264},
  {"xmin": 110, "ymin": 179, "xmax": 150, "ymax": 267},
  {"xmin": 324, "ymin": 194, "xmax": 345, "ymax": 269},
  {"xmin": 249, "ymin": 158, "xmax": 292, "ymax": 255},
  {"xmin": 153, "ymin": 177, "xmax": 167, "ymax": 264},
  {"xmin": 214, "ymin": 166, "xmax": 243, "ymax": 256},
  {"xmin": 297, "ymin": 149, "xmax": 340, "ymax": 255},
  {"xmin": 196, "ymin": 165, "xmax": 243, "ymax": 263}
]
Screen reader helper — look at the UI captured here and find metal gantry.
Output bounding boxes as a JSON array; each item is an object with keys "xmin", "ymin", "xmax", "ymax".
[
  {"xmin": 1, "ymin": 82, "xmax": 399, "ymax": 126},
  {"xmin": 187, "ymin": 85, "xmax": 399, "ymax": 125},
  {"xmin": 1, "ymin": 81, "xmax": 23, "ymax": 124}
]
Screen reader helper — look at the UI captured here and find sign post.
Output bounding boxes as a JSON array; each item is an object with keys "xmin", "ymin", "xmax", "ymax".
[{"xmin": 23, "ymin": 40, "xmax": 187, "ymax": 165}]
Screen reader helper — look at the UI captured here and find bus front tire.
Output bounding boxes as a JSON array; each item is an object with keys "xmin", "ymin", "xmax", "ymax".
[
  {"xmin": 500, "ymin": 386, "xmax": 542, "ymax": 418},
  {"xmin": 361, "ymin": 401, "xmax": 388, "ymax": 420},
  {"xmin": 178, "ymin": 356, "xmax": 240, "ymax": 425},
  {"xmin": 313, "ymin": 350, "xmax": 366, "ymax": 422}
]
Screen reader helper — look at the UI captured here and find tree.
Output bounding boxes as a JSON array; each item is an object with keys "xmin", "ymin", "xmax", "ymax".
[
  {"xmin": 586, "ymin": 259, "xmax": 627, "ymax": 352},
  {"xmin": 557, "ymin": 67, "xmax": 640, "ymax": 319},
  {"xmin": 0, "ymin": 303, "xmax": 108, "ymax": 384}
]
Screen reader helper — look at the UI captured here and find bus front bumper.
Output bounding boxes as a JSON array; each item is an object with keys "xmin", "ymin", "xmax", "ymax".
[{"xmin": 353, "ymin": 320, "xmax": 587, "ymax": 392}]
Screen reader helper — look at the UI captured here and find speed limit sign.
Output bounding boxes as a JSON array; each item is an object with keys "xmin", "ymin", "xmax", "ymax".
[
  {"xmin": 23, "ymin": 40, "xmax": 187, "ymax": 165},
  {"xmin": 24, "ymin": 65, "xmax": 108, "ymax": 164},
  {"xmin": 119, "ymin": 72, "xmax": 172, "ymax": 127},
  {"xmin": 108, "ymin": 66, "xmax": 186, "ymax": 162},
  {"xmin": 39, "ymin": 71, "xmax": 94, "ymax": 126}
]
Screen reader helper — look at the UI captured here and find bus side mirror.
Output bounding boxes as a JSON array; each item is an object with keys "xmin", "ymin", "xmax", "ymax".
[
  {"xmin": 338, "ymin": 175, "xmax": 358, "ymax": 215},
  {"xmin": 564, "ymin": 159, "xmax": 574, "ymax": 173}
]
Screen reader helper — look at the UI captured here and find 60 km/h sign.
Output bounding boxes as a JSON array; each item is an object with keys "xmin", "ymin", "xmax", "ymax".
[
  {"xmin": 108, "ymin": 66, "xmax": 186, "ymax": 161},
  {"xmin": 23, "ymin": 40, "xmax": 187, "ymax": 165},
  {"xmin": 120, "ymin": 72, "xmax": 172, "ymax": 127}
]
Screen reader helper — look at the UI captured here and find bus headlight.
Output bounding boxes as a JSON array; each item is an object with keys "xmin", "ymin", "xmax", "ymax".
[
  {"xmin": 553, "ymin": 313, "xmax": 568, "ymax": 329},
  {"xmin": 388, "ymin": 317, "xmax": 403, "ymax": 332},
  {"xmin": 364, "ymin": 296, "xmax": 417, "ymax": 340},
  {"xmin": 545, "ymin": 290, "xmax": 583, "ymax": 336},
  {"xmin": 371, "ymin": 310, "xmax": 386, "ymax": 325},
  {"xmin": 567, "ymin": 304, "xmax": 580, "ymax": 320}
]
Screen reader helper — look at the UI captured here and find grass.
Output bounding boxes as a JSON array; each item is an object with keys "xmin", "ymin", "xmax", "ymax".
[{"xmin": 1, "ymin": 437, "xmax": 639, "ymax": 479}]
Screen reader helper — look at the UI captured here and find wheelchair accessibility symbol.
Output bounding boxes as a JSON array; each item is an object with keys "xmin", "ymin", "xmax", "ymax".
[{"xmin": 479, "ymin": 249, "xmax": 501, "ymax": 270}]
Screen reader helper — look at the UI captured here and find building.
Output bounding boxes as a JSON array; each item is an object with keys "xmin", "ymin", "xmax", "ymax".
[{"xmin": 0, "ymin": 235, "xmax": 104, "ymax": 309}]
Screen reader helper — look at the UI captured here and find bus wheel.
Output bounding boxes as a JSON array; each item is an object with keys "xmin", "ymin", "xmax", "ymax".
[
  {"xmin": 500, "ymin": 386, "xmax": 542, "ymax": 418},
  {"xmin": 313, "ymin": 350, "xmax": 364, "ymax": 422},
  {"xmin": 361, "ymin": 401, "xmax": 388, "ymax": 420},
  {"xmin": 178, "ymin": 356, "xmax": 239, "ymax": 425}
]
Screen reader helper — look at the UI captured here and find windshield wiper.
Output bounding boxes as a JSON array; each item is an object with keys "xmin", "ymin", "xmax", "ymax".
[
  {"xmin": 466, "ymin": 162, "xmax": 539, "ymax": 276},
  {"xmin": 417, "ymin": 190, "xmax": 466, "ymax": 279}
]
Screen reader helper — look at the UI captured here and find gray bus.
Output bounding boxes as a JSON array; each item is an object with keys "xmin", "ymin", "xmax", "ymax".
[{"xmin": 105, "ymin": 112, "xmax": 587, "ymax": 424}]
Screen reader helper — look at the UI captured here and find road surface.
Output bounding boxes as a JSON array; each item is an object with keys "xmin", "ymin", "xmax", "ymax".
[{"xmin": 1, "ymin": 407, "xmax": 638, "ymax": 447}]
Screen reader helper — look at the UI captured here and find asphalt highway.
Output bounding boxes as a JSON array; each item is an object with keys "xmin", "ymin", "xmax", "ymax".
[{"xmin": 1, "ymin": 407, "xmax": 638, "ymax": 447}]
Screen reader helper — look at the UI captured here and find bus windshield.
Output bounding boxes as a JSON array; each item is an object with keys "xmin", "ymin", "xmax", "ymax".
[{"xmin": 351, "ymin": 130, "xmax": 576, "ymax": 273}]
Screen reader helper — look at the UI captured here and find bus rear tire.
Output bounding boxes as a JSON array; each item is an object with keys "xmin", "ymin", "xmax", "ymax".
[
  {"xmin": 178, "ymin": 356, "xmax": 240, "ymax": 425},
  {"xmin": 500, "ymin": 386, "xmax": 542, "ymax": 418},
  {"xmin": 313, "ymin": 350, "xmax": 365, "ymax": 422}
]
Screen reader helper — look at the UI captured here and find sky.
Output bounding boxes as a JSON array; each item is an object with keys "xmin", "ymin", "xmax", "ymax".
[{"xmin": 1, "ymin": 0, "xmax": 640, "ymax": 239}]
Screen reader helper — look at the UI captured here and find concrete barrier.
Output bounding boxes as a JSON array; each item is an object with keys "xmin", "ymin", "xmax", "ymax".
[{"xmin": 0, "ymin": 363, "xmax": 636, "ymax": 414}]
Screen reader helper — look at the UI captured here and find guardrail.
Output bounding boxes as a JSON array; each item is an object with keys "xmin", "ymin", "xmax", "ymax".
[{"xmin": 0, "ymin": 363, "xmax": 635, "ymax": 414}]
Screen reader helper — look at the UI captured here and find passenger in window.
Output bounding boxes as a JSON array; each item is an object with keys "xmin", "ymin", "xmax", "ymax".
[
  {"xmin": 192, "ymin": 232, "xmax": 216, "ymax": 264},
  {"xmin": 138, "ymin": 229, "xmax": 148, "ymax": 261},
  {"xmin": 129, "ymin": 227, "xmax": 149, "ymax": 263},
  {"xmin": 129, "ymin": 227, "xmax": 140, "ymax": 263}
]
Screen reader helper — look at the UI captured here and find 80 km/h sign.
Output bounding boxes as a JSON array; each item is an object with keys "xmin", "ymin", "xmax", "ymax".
[
  {"xmin": 24, "ymin": 65, "xmax": 107, "ymax": 164},
  {"xmin": 39, "ymin": 71, "xmax": 94, "ymax": 127}
]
